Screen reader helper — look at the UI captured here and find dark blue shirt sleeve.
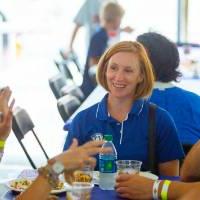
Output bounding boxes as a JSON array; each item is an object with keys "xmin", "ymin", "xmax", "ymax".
[
  {"xmin": 88, "ymin": 31, "xmax": 107, "ymax": 58},
  {"xmin": 63, "ymin": 114, "xmax": 83, "ymax": 151}
]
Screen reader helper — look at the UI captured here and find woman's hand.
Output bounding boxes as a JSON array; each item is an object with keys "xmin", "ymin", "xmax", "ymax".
[
  {"xmin": 0, "ymin": 87, "xmax": 15, "ymax": 141},
  {"xmin": 115, "ymin": 173, "xmax": 154, "ymax": 199},
  {"xmin": 53, "ymin": 139, "xmax": 110, "ymax": 184}
]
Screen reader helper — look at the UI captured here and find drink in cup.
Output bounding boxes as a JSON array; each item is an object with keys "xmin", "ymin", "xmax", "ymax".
[
  {"xmin": 67, "ymin": 182, "xmax": 94, "ymax": 200},
  {"xmin": 116, "ymin": 160, "xmax": 142, "ymax": 174}
]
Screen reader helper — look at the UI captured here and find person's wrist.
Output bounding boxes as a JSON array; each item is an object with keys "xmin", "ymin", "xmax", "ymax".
[
  {"xmin": 160, "ymin": 180, "xmax": 171, "ymax": 200},
  {"xmin": 152, "ymin": 180, "xmax": 161, "ymax": 199},
  {"xmin": 0, "ymin": 140, "xmax": 6, "ymax": 150},
  {"xmin": 0, "ymin": 150, "xmax": 4, "ymax": 160},
  {"xmin": 38, "ymin": 165, "xmax": 59, "ymax": 189},
  {"xmin": 48, "ymin": 158, "xmax": 65, "ymax": 174}
]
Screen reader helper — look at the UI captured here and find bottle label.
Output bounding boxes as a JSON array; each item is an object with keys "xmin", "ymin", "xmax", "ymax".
[{"xmin": 99, "ymin": 158, "xmax": 117, "ymax": 173}]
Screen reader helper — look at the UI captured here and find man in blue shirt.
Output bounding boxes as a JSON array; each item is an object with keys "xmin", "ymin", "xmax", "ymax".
[{"xmin": 137, "ymin": 32, "xmax": 200, "ymax": 149}]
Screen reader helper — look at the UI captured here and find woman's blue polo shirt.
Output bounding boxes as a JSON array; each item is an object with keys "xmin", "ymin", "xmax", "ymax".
[{"xmin": 63, "ymin": 94, "xmax": 184, "ymax": 171}]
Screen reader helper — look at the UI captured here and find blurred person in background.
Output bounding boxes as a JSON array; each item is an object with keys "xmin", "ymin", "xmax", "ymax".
[
  {"xmin": 63, "ymin": 41, "xmax": 184, "ymax": 175},
  {"xmin": 0, "ymin": 87, "xmax": 15, "ymax": 162},
  {"xmin": 137, "ymin": 32, "xmax": 200, "ymax": 155},
  {"xmin": 62, "ymin": 0, "xmax": 132, "ymax": 59},
  {"xmin": 81, "ymin": 1, "xmax": 132, "ymax": 97}
]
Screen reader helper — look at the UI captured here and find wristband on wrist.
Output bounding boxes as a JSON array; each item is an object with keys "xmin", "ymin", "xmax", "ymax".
[
  {"xmin": 161, "ymin": 180, "xmax": 171, "ymax": 200},
  {"xmin": 152, "ymin": 180, "xmax": 161, "ymax": 200},
  {"xmin": 38, "ymin": 165, "xmax": 59, "ymax": 189},
  {"xmin": 0, "ymin": 151, "xmax": 4, "ymax": 161},
  {"xmin": 0, "ymin": 140, "xmax": 5, "ymax": 149}
]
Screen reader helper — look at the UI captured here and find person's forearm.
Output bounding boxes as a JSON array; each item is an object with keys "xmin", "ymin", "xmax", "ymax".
[
  {"xmin": 181, "ymin": 141, "xmax": 200, "ymax": 181},
  {"xmin": 166, "ymin": 181, "xmax": 200, "ymax": 199},
  {"xmin": 0, "ymin": 140, "xmax": 5, "ymax": 162},
  {"xmin": 69, "ymin": 24, "xmax": 81, "ymax": 50},
  {"xmin": 159, "ymin": 160, "xmax": 180, "ymax": 176},
  {"xmin": 0, "ymin": 149, "xmax": 3, "ymax": 162},
  {"xmin": 16, "ymin": 175, "xmax": 51, "ymax": 200},
  {"xmin": 89, "ymin": 57, "xmax": 99, "ymax": 67}
]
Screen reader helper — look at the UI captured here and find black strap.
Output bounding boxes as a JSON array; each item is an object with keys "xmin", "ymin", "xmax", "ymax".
[{"xmin": 148, "ymin": 103, "xmax": 158, "ymax": 174}]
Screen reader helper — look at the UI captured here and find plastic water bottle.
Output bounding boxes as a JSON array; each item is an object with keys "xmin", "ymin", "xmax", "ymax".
[{"xmin": 99, "ymin": 134, "xmax": 117, "ymax": 190}]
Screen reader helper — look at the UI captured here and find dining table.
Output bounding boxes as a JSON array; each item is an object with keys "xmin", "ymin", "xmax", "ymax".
[
  {"xmin": 0, "ymin": 165, "xmax": 180, "ymax": 200},
  {"xmin": 2, "ymin": 185, "xmax": 126, "ymax": 200}
]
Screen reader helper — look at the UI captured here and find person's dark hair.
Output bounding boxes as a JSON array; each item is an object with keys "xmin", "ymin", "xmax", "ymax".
[{"xmin": 137, "ymin": 32, "xmax": 182, "ymax": 82}]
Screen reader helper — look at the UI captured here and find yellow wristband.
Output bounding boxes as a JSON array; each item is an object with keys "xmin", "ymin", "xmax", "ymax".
[
  {"xmin": 0, "ymin": 140, "xmax": 5, "ymax": 149},
  {"xmin": 161, "ymin": 180, "xmax": 171, "ymax": 200}
]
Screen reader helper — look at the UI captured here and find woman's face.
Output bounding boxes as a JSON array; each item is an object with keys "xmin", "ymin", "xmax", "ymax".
[{"xmin": 106, "ymin": 51, "xmax": 143, "ymax": 100}]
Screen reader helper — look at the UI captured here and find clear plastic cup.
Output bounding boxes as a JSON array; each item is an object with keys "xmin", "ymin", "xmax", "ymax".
[
  {"xmin": 67, "ymin": 182, "xmax": 94, "ymax": 200},
  {"xmin": 116, "ymin": 160, "xmax": 142, "ymax": 174},
  {"xmin": 73, "ymin": 164, "xmax": 93, "ymax": 183}
]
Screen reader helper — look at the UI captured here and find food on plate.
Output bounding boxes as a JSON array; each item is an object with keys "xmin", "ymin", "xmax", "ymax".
[
  {"xmin": 9, "ymin": 178, "xmax": 65, "ymax": 191},
  {"xmin": 10, "ymin": 179, "xmax": 33, "ymax": 190},
  {"xmin": 53, "ymin": 181, "xmax": 64, "ymax": 190},
  {"xmin": 74, "ymin": 171, "xmax": 92, "ymax": 183}
]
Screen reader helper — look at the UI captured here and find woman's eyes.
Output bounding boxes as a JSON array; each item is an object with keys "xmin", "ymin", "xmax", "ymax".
[
  {"xmin": 109, "ymin": 65, "xmax": 134, "ymax": 73},
  {"xmin": 109, "ymin": 65, "xmax": 117, "ymax": 70},
  {"xmin": 125, "ymin": 69, "xmax": 134, "ymax": 73}
]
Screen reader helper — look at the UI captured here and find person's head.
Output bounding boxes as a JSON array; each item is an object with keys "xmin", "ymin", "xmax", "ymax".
[
  {"xmin": 100, "ymin": 2, "xmax": 124, "ymax": 31},
  {"xmin": 137, "ymin": 32, "xmax": 182, "ymax": 82},
  {"xmin": 97, "ymin": 41, "xmax": 154, "ymax": 100}
]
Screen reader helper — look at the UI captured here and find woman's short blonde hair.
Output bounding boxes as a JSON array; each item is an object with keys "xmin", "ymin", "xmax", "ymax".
[{"xmin": 96, "ymin": 41, "xmax": 155, "ymax": 99}]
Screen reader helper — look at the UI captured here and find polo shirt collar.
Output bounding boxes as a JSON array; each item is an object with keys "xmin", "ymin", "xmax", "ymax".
[
  {"xmin": 154, "ymin": 81, "xmax": 175, "ymax": 90},
  {"xmin": 96, "ymin": 94, "xmax": 145, "ymax": 120}
]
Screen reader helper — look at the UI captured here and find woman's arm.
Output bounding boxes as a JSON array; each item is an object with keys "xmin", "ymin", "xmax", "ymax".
[
  {"xmin": 16, "ymin": 175, "xmax": 51, "ymax": 200},
  {"xmin": 115, "ymin": 173, "xmax": 200, "ymax": 200},
  {"xmin": 181, "ymin": 141, "xmax": 200, "ymax": 181},
  {"xmin": 159, "ymin": 160, "xmax": 180, "ymax": 176}
]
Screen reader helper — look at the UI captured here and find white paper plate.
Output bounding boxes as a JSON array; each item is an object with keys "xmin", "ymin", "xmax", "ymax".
[
  {"xmin": 139, "ymin": 172, "xmax": 158, "ymax": 180},
  {"xmin": 6, "ymin": 178, "xmax": 69, "ymax": 194}
]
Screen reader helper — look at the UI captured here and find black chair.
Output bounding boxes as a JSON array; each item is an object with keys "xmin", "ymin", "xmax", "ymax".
[
  {"xmin": 60, "ymin": 50, "xmax": 82, "ymax": 73},
  {"xmin": 57, "ymin": 94, "xmax": 81, "ymax": 122},
  {"xmin": 54, "ymin": 59, "xmax": 74, "ymax": 80},
  {"xmin": 60, "ymin": 84, "xmax": 85, "ymax": 102},
  {"xmin": 12, "ymin": 107, "xmax": 49, "ymax": 169},
  {"xmin": 59, "ymin": 50, "xmax": 83, "ymax": 86},
  {"xmin": 48, "ymin": 73, "xmax": 67, "ymax": 99}
]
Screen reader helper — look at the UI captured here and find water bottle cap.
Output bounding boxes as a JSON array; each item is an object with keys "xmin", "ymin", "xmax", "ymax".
[{"xmin": 104, "ymin": 135, "xmax": 113, "ymax": 141}]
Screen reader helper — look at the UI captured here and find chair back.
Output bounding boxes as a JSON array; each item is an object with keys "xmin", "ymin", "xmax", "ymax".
[
  {"xmin": 60, "ymin": 50, "xmax": 82, "ymax": 73},
  {"xmin": 60, "ymin": 84, "xmax": 85, "ymax": 102},
  {"xmin": 48, "ymin": 73, "xmax": 66, "ymax": 99},
  {"xmin": 57, "ymin": 95, "xmax": 81, "ymax": 122},
  {"xmin": 12, "ymin": 107, "xmax": 34, "ymax": 140},
  {"xmin": 12, "ymin": 107, "xmax": 49, "ymax": 169}
]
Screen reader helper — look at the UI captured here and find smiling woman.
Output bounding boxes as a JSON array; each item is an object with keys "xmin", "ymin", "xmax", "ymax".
[{"xmin": 63, "ymin": 41, "xmax": 184, "ymax": 176}]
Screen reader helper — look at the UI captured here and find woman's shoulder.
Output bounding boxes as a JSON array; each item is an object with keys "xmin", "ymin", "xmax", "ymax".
[
  {"xmin": 72, "ymin": 102, "xmax": 99, "ymax": 121},
  {"xmin": 145, "ymin": 101, "xmax": 173, "ymax": 121}
]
